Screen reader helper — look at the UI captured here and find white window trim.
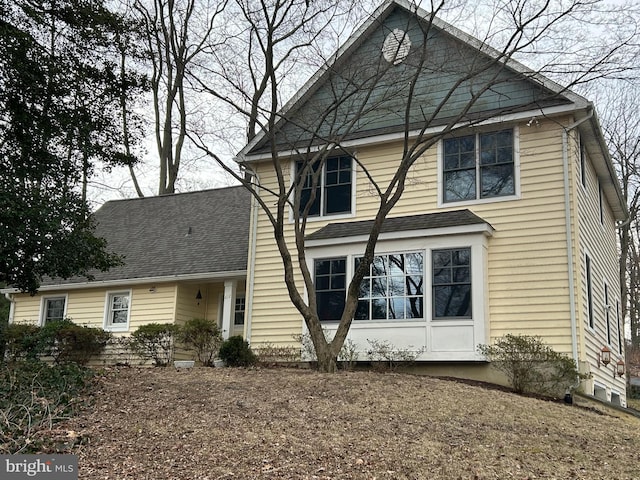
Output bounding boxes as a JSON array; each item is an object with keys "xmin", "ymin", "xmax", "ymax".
[
  {"xmin": 603, "ymin": 279, "xmax": 612, "ymax": 347},
  {"xmin": 103, "ymin": 290, "xmax": 132, "ymax": 332},
  {"xmin": 288, "ymin": 155, "xmax": 357, "ymax": 223},
  {"xmin": 437, "ymin": 125, "xmax": 521, "ymax": 208},
  {"xmin": 303, "ymin": 228, "xmax": 489, "ymax": 361},
  {"xmin": 584, "ymin": 250, "xmax": 595, "ymax": 333},
  {"xmin": 39, "ymin": 294, "xmax": 68, "ymax": 326},
  {"xmin": 234, "ymin": 294, "xmax": 246, "ymax": 326}
]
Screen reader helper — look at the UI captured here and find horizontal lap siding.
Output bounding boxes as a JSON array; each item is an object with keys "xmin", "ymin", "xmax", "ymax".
[
  {"xmin": 10, "ymin": 284, "xmax": 178, "ymax": 332},
  {"xmin": 249, "ymin": 118, "xmax": 575, "ymax": 352},
  {"xmin": 11, "ymin": 293, "xmax": 41, "ymax": 324},
  {"xmin": 576, "ymin": 129, "xmax": 625, "ymax": 392}
]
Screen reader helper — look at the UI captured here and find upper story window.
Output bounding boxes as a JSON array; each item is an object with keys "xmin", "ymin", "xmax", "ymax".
[
  {"xmin": 355, "ymin": 252, "xmax": 424, "ymax": 321},
  {"xmin": 296, "ymin": 156, "xmax": 352, "ymax": 217},
  {"xmin": 104, "ymin": 291, "xmax": 130, "ymax": 331},
  {"xmin": 442, "ymin": 129, "xmax": 515, "ymax": 203},
  {"xmin": 41, "ymin": 296, "xmax": 66, "ymax": 325}
]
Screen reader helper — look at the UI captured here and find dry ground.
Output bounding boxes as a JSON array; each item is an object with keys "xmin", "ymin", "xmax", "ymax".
[{"xmin": 59, "ymin": 367, "xmax": 640, "ymax": 479}]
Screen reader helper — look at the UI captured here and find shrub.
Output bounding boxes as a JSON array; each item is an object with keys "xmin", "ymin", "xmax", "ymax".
[
  {"xmin": 253, "ymin": 342, "xmax": 301, "ymax": 365},
  {"xmin": 130, "ymin": 323, "xmax": 180, "ymax": 366},
  {"xmin": 2, "ymin": 323, "xmax": 42, "ymax": 362},
  {"xmin": 293, "ymin": 330, "xmax": 360, "ymax": 370},
  {"xmin": 478, "ymin": 334, "xmax": 586, "ymax": 397},
  {"xmin": 179, "ymin": 318, "xmax": 223, "ymax": 366},
  {"xmin": 219, "ymin": 336, "xmax": 257, "ymax": 367},
  {"xmin": 0, "ymin": 360, "xmax": 93, "ymax": 453},
  {"xmin": 39, "ymin": 319, "xmax": 111, "ymax": 365},
  {"xmin": 40, "ymin": 319, "xmax": 111, "ymax": 365},
  {"xmin": 366, "ymin": 339, "xmax": 424, "ymax": 372}
]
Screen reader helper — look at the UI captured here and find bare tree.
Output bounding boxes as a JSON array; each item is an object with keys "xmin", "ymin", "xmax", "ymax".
[
  {"xmin": 191, "ymin": 0, "xmax": 638, "ymax": 372},
  {"xmin": 602, "ymin": 86, "xmax": 640, "ymax": 347},
  {"xmin": 135, "ymin": 0, "xmax": 228, "ymax": 195}
]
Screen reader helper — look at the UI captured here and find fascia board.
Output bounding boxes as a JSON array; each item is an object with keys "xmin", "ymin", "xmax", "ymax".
[
  {"xmin": 1, "ymin": 270, "xmax": 248, "ymax": 294},
  {"xmin": 305, "ymin": 222, "xmax": 494, "ymax": 248}
]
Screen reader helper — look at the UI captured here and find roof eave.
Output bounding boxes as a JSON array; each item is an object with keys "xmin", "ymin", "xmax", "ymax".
[{"xmin": 1, "ymin": 270, "xmax": 248, "ymax": 294}]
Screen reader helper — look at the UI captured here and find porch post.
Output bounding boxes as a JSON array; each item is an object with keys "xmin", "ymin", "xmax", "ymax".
[{"xmin": 221, "ymin": 280, "xmax": 237, "ymax": 340}]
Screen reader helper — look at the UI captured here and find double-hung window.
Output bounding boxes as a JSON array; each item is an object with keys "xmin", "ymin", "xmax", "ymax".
[
  {"xmin": 41, "ymin": 296, "xmax": 66, "ymax": 325},
  {"xmin": 297, "ymin": 156, "xmax": 352, "ymax": 217},
  {"xmin": 355, "ymin": 252, "xmax": 424, "ymax": 320},
  {"xmin": 234, "ymin": 296, "xmax": 246, "ymax": 326},
  {"xmin": 432, "ymin": 248, "xmax": 472, "ymax": 318},
  {"xmin": 315, "ymin": 258, "xmax": 347, "ymax": 321},
  {"xmin": 443, "ymin": 129, "xmax": 515, "ymax": 203},
  {"xmin": 105, "ymin": 291, "xmax": 130, "ymax": 331}
]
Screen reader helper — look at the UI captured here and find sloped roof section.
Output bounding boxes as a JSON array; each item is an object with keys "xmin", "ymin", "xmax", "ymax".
[
  {"xmin": 42, "ymin": 186, "xmax": 251, "ymax": 286},
  {"xmin": 241, "ymin": 0, "xmax": 581, "ymax": 158},
  {"xmin": 306, "ymin": 209, "xmax": 491, "ymax": 242}
]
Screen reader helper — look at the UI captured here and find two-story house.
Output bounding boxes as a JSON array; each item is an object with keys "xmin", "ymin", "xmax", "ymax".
[
  {"xmin": 236, "ymin": 0, "xmax": 627, "ymax": 403},
  {"xmin": 3, "ymin": 0, "xmax": 627, "ymax": 402}
]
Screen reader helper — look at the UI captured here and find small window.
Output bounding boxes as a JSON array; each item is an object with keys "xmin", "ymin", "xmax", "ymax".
[
  {"xmin": 598, "ymin": 181, "xmax": 604, "ymax": 224},
  {"xmin": 616, "ymin": 300, "xmax": 623, "ymax": 353},
  {"xmin": 580, "ymin": 138, "xmax": 587, "ymax": 188},
  {"xmin": 314, "ymin": 257, "xmax": 346, "ymax": 321},
  {"xmin": 355, "ymin": 252, "xmax": 424, "ymax": 320},
  {"xmin": 296, "ymin": 156, "xmax": 352, "ymax": 217},
  {"xmin": 234, "ymin": 296, "xmax": 245, "ymax": 326},
  {"xmin": 105, "ymin": 291, "xmax": 130, "ymax": 331},
  {"xmin": 586, "ymin": 255, "xmax": 594, "ymax": 329},
  {"xmin": 432, "ymin": 248, "xmax": 472, "ymax": 318},
  {"xmin": 443, "ymin": 129, "xmax": 514, "ymax": 203},
  {"xmin": 605, "ymin": 283, "xmax": 611, "ymax": 345},
  {"xmin": 42, "ymin": 296, "xmax": 66, "ymax": 325}
]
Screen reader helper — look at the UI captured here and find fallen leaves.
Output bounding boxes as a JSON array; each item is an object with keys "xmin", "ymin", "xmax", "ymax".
[{"xmin": 53, "ymin": 367, "xmax": 640, "ymax": 479}]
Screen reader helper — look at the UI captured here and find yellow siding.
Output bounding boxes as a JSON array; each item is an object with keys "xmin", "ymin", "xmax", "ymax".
[
  {"xmin": 248, "ymin": 118, "xmax": 578, "ymax": 352},
  {"xmin": 573, "ymin": 129, "xmax": 625, "ymax": 393},
  {"xmin": 11, "ymin": 284, "xmax": 178, "ymax": 331}
]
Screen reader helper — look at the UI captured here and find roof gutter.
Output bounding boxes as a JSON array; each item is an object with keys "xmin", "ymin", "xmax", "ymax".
[
  {"xmin": 240, "ymin": 103, "xmax": 585, "ymax": 163},
  {"xmin": 562, "ymin": 106, "xmax": 594, "ymax": 371},
  {"xmin": 0, "ymin": 270, "xmax": 248, "ymax": 294}
]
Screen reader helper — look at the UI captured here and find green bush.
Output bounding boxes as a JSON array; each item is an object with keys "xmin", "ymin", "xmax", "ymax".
[
  {"xmin": 178, "ymin": 318, "xmax": 222, "ymax": 366},
  {"xmin": 0, "ymin": 360, "xmax": 93, "ymax": 453},
  {"xmin": 2, "ymin": 323, "xmax": 42, "ymax": 362},
  {"xmin": 39, "ymin": 319, "xmax": 111, "ymax": 365},
  {"xmin": 479, "ymin": 334, "xmax": 586, "ymax": 397},
  {"xmin": 131, "ymin": 323, "xmax": 180, "ymax": 366},
  {"xmin": 219, "ymin": 336, "xmax": 257, "ymax": 367}
]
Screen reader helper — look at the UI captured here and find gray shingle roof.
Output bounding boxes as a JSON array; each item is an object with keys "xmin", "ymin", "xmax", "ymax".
[
  {"xmin": 305, "ymin": 209, "xmax": 490, "ymax": 241},
  {"xmin": 42, "ymin": 186, "xmax": 251, "ymax": 285}
]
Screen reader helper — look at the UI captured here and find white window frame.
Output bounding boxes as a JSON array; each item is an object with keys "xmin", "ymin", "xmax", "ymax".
[
  {"xmin": 103, "ymin": 290, "xmax": 131, "ymax": 332},
  {"xmin": 234, "ymin": 295, "xmax": 246, "ymax": 326},
  {"xmin": 303, "ymin": 226, "xmax": 490, "ymax": 361},
  {"xmin": 604, "ymin": 280, "xmax": 611, "ymax": 346},
  {"xmin": 39, "ymin": 294, "xmax": 68, "ymax": 326},
  {"xmin": 289, "ymin": 156, "xmax": 357, "ymax": 222},
  {"xmin": 437, "ymin": 125, "xmax": 521, "ymax": 208},
  {"xmin": 585, "ymin": 252, "xmax": 594, "ymax": 332}
]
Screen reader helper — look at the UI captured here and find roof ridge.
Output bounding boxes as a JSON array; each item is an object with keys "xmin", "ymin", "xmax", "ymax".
[{"xmin": 97, "ymin": 184, "xmax": 246, "ymax": 208}]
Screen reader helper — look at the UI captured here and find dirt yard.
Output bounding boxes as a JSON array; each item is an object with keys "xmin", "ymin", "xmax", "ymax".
[{"xmin": 60, "ymin": 367, "xmax": 640, "ymax": 479}]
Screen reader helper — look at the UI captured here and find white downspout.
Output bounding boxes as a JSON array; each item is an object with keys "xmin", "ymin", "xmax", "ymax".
[{"xmin": 562, "ymin": 108, "xmax": 594, "ymax": 370}]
